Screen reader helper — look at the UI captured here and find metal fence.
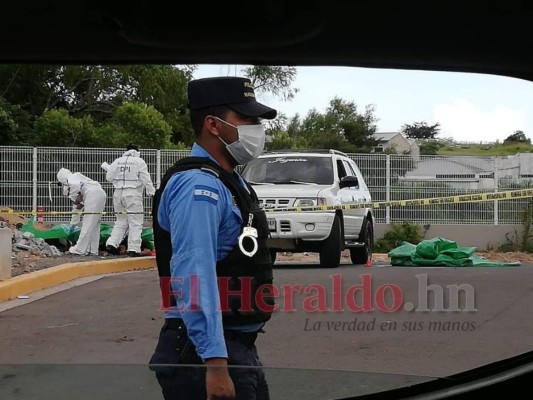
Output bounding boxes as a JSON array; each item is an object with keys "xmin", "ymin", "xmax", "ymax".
[
  {"xmin": 1, "ymin": 146, "xmax": 531, "ymax": 225},
  {"xmin": 349, "ymin": 153, "xmax": 532, "ymax": 225},
  {"xmin": 0, "ymin": 146, "xmax": 187, "ymax": 224}
]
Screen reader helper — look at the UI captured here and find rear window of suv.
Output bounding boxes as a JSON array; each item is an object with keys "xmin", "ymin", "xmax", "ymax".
[{"xmin": 242, "ymin": 156, "xmax": 334, "ymax": 185}]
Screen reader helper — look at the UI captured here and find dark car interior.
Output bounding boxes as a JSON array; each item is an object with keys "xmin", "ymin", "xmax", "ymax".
[{"xmin": 3, "ymin": 1, "xmax": 533, "ymax": 398}]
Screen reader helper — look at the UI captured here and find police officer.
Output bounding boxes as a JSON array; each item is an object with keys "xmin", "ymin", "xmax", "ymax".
[
  {"xmin": 149, "ymin": 76, "xmax": 277, "ymax": 400},
  {"xmin": 104, "ymin": 143, "xmax": 156, "ymax": 256}
]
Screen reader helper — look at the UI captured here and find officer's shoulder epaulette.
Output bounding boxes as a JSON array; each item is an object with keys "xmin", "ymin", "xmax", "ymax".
[
  {"xmin": 199, "ymin": 166, "xmax": 220, "ymax": 178},
  {"xmin": 172, "ymin": 157, "xmax": 222, "ymax": 176}
]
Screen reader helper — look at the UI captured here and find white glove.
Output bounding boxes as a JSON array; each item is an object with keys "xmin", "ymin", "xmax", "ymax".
[{"xmin": 101, "ymin": 162, "xmax": 110, "ymax": 171}]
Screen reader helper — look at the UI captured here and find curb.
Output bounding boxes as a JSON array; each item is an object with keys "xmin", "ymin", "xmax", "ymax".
[
  {"xmin": 373, "ymin": 253, "xmax": 390, "ymax": 259},
  {"xmin": 0, "ymin": 256, "xmax": 156, "ymax": 302},
  {"xmin": 0, "ymin": 253, "xmax": 390, "ymax": 303}
]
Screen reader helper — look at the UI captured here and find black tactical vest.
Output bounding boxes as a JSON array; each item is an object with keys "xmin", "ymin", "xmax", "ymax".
[{"xmin": 152, "ymin": 156, "xmax": 274, "ymax": 325}]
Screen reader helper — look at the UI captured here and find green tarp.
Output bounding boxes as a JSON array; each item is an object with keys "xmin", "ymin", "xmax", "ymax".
[
  {"xmin": 21, "ymin": 217, "xmax": 81, "ymax": 243},
  {"xmin": 388, "ymin": 237, "xmax": 521, "ymax": 267},
  {"xmin": 21, "ymin": 217, "xmax": 154, "ymax": 250}
]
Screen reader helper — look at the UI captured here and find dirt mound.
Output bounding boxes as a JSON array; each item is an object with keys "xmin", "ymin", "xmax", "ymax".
[{"xmin": 0, "ymin": 207, "xmax": 28, "ymax": 229}]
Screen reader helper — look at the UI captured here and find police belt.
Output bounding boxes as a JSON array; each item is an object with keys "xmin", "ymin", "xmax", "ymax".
[{"xmin": 164, "ymin": 318, "xmax": 259, "ymax": 348}]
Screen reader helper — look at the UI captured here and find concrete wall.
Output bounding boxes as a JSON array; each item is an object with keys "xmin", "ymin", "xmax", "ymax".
[
  {"xmin": 0, "ymin": 227, "xmax": 12, "ymax": 280},
  {"xmin": 374, "ymin": 223, "xmax": 522, "ymax": 251}
]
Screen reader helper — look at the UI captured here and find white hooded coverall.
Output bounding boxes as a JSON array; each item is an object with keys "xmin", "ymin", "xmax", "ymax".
[
  {"xmin": 105, "ymin": 149, "xmax": 156, "ymax": 253},
  {"xmin": 57, "ymin": 168, "xmax": 107, "ymax": 255}
]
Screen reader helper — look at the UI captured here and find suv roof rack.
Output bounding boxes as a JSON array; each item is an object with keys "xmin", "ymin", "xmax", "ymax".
[{"xmin": 263, "ymin": 149, "xmax": 348, "ymax": 157}]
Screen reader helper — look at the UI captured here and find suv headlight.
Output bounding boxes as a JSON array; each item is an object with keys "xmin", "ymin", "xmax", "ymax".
[
  {"xmin": 294, "ymin": 198, "xmax": 327, "ymax": 206},
  {"xmin": 294, "ymin": 198, "xmax": 316, "ymax": 206}
]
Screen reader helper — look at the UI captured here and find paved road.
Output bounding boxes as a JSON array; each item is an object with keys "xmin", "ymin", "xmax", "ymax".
[{"xmin": 1, "ymin": 259, "xmax": 533, "ymax": 399}]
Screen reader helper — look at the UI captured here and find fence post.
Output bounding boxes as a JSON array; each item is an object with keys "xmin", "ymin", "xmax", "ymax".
[
  {"xmin": 156, "ymin": 149, "xmax": 161, "ymax": 189},
  {"xmin": 494, "ymin": 160, "xmax": 499, "ymax": 225},
  {"xmin": 386, "ymin": 154, "xmax": 391, "ymax": 224},
  {"xmin": 32, "ymin": 147, "xmax": 38, "ymax": 218}
]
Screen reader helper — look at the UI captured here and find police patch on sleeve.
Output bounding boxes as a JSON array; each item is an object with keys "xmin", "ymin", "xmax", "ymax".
[{"xmin": 193, "ymin": 185, "xmax": 219, "ymax": 204}]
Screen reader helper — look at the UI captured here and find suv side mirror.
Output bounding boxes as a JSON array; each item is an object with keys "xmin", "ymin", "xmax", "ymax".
[{"xmin": 339, "ymin": 176, "xmax": 358, "ymax": 189}]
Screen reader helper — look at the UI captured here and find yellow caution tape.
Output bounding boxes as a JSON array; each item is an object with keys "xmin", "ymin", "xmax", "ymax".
[
  {"xmin": 0, "ymin": 210, "xmax": 148, "ymax": 216},
  {"xmin": 3, "ymin": 188, "xmax": 533, "ymax": 216},
  {"xmin": 264, "ymin": 188, "xmax": 533, "ymax": 213}
]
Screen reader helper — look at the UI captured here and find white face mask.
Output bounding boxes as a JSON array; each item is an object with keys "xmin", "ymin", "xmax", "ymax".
[{"xmin": 212, "ymin": 116, "xmax": 266, "ymax": 165}]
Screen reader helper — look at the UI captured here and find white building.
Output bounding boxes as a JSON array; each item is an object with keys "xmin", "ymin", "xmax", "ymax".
[
  {"xmin": 400, "ymin": 153, "xmax": 533, "ymax": 190},
  {"xmin": 373, "ymin": 132, "xmax": 420, "ymax": 160}
]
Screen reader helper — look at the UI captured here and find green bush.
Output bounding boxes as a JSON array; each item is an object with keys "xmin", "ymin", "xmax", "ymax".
[
  {"xmin": 499, "ymin": 199, "xmax": 533, "ymax": 252},
  {"xmin": 375, "ymin": 221, "xmax": 425, "ymax": 253}
]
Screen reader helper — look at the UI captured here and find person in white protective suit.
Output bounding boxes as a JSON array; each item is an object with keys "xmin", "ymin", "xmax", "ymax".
[
  {"xmin": 57, "ymin": 168, "xmax": 107, "ymax": 255},
  {"xmin": 103, "ymin": 143, "xmax": 156, "ymax": 257}
]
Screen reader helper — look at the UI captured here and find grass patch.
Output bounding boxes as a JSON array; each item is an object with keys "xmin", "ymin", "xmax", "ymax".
[{"xmin": 438, "ymin": 143, "xmax": 533, "ymax": 156}]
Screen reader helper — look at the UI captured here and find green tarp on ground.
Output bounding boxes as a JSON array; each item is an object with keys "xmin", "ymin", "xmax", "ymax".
[
  {"xmin": 98, "ymin": 224, "xmax": 154, "ymax": 250},
  {"xmin": 21, "ymin": 217, "xmax": 81, "ymax": 243},
  {"xmin": 21, "ymin": 217, "xmax": 154, "ymax": 250},
  {"xmin": 388, "ymin": 237, "xmax": 521, "ymax": 267}
]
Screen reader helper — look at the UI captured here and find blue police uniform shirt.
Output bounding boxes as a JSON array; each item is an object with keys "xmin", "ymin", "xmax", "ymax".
[{"xmin": 158, "ymin": 143, "xmax": 263, "ymax": 361}]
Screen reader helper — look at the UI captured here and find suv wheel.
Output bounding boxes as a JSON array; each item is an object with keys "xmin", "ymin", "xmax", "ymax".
[
  {"xmin": 319, "ymin": 215, "xmax": 342, "ymax": 268},
  {"xmin": 350, "ymin": 219, "xmax": 373, "ymax": 265}
]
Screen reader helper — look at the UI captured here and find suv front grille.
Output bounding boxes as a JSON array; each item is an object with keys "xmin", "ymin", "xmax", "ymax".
[
  {"xmin": 260, "ymin": 198, "xmax": 291, "ymax": 208},
  {"xmin": 279, "ymin": 220, "xmax": 291, "ymax": 232}
]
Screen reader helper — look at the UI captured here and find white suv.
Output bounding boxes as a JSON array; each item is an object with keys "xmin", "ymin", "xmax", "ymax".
[{"xmin": 241, "ymin": 149, "xmax": 374, "ymax": 268}]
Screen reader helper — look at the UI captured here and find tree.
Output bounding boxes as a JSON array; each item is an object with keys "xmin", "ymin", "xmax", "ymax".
[
  {"xmin": 0, "ymin": 65, "xmax": 193, "ymax": 118},
  {"xmin": 103, "ymin": 102, "xmax": 173, "ymax": 149},
  {"xmin": 0, "ymin": 97, "xmax": 33, "ymax": 146},
  {"xmin": 266, "ymin": 131, "xmax": 309, "ymax": 150},
  {"xmin": 504, "ymin": 130, "xmax": 530, "ymax": 144},
  {"xmin": 0, "ymin": 64, "xmax": 193, "ymax": 146},
  {"xmin": 242, "ymin": 66, "xmax": 299, "ymax": 101},
  {"xmin": 401, "ymin": 121, "xmax": 440, "ymax": 140},
  {"xmin": 419, "ymin": 140, "xmax": 442, "ymax": 155},
  {"xmin": 0, "ymin": 98, "xmax": 18, "ymax": 145},
  {"xmin": 0, "ymin": 65, "xmax": 60, "ymax": 117},
  {"xmin": 289, "ymin": 97, "xmax": 378, "ymax": 152},
  {"xmin": 0, "ymin": 64, "xmax": 298, "ymax": 148},
  {"xmin": 33, "ymin": 109, "xmax": 97, "ymax": 147},
  {"xmin": 340, "ymin": 103, "xmax": 379, "ymax": 151}
]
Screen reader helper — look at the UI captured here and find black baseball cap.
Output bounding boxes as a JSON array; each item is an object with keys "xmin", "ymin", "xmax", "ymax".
[
  {"xmin": 126, "ymin": 143, "xmax": 140, "ymax": 151},
  {"xmin": 187, "ymin": 76, "xmax": 277, "ymax": 119}
]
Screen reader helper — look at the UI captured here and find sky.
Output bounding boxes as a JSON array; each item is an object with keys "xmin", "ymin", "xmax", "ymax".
[{"xmin": 193, "ymin": 64, "xmax": 533, "ymax": 144}]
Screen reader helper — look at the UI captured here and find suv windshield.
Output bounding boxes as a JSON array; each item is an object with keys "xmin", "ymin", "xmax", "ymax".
[{"xmin": 242, "ymin": 156, "xmax": 334, "ymax": 184}]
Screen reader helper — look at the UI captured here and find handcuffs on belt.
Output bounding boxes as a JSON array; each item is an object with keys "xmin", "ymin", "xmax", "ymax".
[{"xmin": 238, "ymin": 213, "xmax": 258, "ymax": 257}]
